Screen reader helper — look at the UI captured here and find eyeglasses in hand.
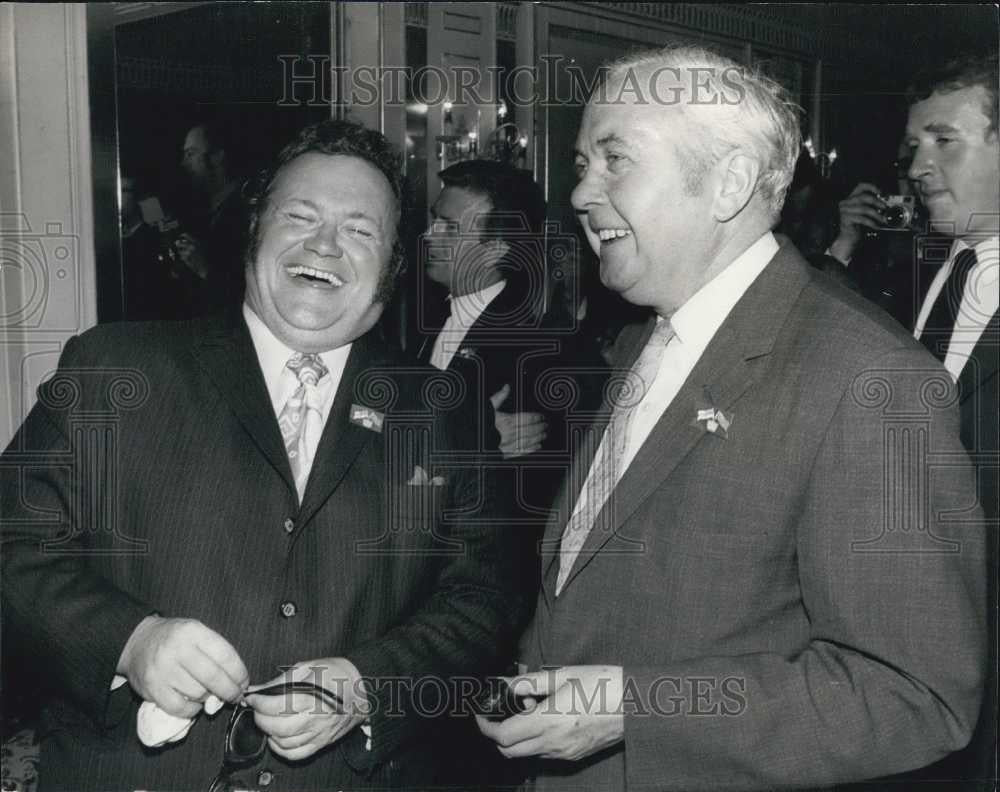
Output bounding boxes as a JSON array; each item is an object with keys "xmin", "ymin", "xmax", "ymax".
[{"xmin": 207, "ymin": 680, "xmax": 344, "ymax": 792}]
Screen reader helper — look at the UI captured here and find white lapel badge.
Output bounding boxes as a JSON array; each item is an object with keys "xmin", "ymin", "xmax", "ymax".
[
  {"xmin": 407, "ymin": 464, "xmax": 445, "ymax": 486},
  {"xmin": 350, "ymin": 404, "xmax": 384, "ymax": 433}
]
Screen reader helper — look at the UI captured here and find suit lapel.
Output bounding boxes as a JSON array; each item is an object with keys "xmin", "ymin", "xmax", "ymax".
[
  {"xmin": 297, "ymin": 332, "xmax": 387, "ymax": 526},
  {"xmin": 539, "ymin": 316, "xmax": 652, "ymax": 601},
  {"xmin": 450, "ymin": 280, "xmax": 531, "ymax": 358},
  {"xmin": 192, "ymin": 314, "xmax": 296, "ymax": 495},
  {"xmin": 552, "ymin": 245, "xmax": 812, "ymax": 596}
]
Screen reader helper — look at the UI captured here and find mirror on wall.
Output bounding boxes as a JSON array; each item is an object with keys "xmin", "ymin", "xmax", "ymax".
[{"xmin": 89, "ymin": 2, "xmax": 333, "ymax": 323}]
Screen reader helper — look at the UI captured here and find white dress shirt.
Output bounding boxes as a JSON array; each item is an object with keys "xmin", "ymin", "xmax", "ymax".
[
  {"xmin": 429, "ymin": 279, "xmax": 507, "ymax": 370},
  {"xmin": 567, "ymin": 233, "xmax": 778, "ymax": 526},
  {"xmin": 243, "ymin": 303, "xmax": 351, "ymax": 429},
  {"xmin": 619, "ymin": 232, "xmax": 779, "ymax": 473},
  {"xmin": 913, "ymin": 235, "xmax": 999, "ymax": 382}
]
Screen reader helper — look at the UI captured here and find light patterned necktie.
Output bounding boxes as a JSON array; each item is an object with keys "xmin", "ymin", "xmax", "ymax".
[
  {"xmin": 278, "ymin": 353, "xmax": 330, "ymax": 500},
  {"xmin": 556, "ymin": 319, "xmax": 675, "ymax": 594}
]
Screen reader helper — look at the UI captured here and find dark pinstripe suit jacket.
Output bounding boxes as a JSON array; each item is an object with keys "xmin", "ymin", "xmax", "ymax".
[
  {"xmin": 1, "ymin": 313, "xmax": 527, "ymax": 791},
  {"xmin": 519, "ymin": 242, "xmax": 987, "ymax": 791}
]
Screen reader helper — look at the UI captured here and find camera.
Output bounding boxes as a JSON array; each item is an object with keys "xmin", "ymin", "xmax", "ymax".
[
  {"xmin": 154, "ymin": 219, "xmax": 184, "ymax": 267},
  {"xmin": 880, "ymin": 195, "xmax": 916, "ymax": 230}
]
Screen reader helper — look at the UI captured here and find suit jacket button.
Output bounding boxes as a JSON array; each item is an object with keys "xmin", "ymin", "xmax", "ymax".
[
  {"xmin": 257, "ymin": 769, "xmax": 274, "ymax": 787},
  {"xmin": 283, "ymin": 518, "xmax": 295, "ymax": 534},
  {"xmin": 280, "ymin": 601, "xmax": 297, "ymax": 618}
]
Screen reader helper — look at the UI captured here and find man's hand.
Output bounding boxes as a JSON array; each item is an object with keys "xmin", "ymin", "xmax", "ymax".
[
  {"xmin": 829, "ymin": 182, "xmax": 886, "ymax": 265},
  {"xmin": 116, "ymin": 615, "xmax": 249, "ymax": 719},
  {"xmin": 490, "ymin": 384, "xmax": 548, "ymax": 459},
  {"xmin": 476, "ymin": 665, "xmax": 624, "ymax": 762},
  {"xmin": 246, "ymin": 658, "xmax": 371, "ymax": 762},
  {"xmin": 174, "ymin": 233, "xmax": 209, "ymax": 279}
]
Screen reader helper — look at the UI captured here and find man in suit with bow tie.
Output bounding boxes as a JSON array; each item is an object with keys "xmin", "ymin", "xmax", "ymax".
[
  {"xmin": 478, "ymin": 45, "xmax": 987, "ymax": 790},
  {"xmin": 1, "ymin": 120, "xmax": 527, "ymax": 790},
  {"xmin": 899, "ymin": 51, "xmax": 998, "ymax": 787}
]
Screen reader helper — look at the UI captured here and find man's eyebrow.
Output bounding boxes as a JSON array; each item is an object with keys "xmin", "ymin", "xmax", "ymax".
[
  {"xmin": 280, "ymin": 197, "xmax": 318, "ymax": 209},
  {"xmin": 343, "ymin": 209, "xmax": 383, "ymax": 228},
  {"xmin": 922, "ymin": 122, "xmax": 961, "ymax": 134},
  {"xmin": 596, "ymin": 133, "xmax": 629, "ymax": 149}
]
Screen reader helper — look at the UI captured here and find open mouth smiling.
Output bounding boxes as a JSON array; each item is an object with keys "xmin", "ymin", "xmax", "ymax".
[
  {"xmin": 287, "ymin": 264, "xmax": 346, "ymax": 287},
  {"xmin": 596, "ymin": 228, "xmax": 633, "ymax": 244}
]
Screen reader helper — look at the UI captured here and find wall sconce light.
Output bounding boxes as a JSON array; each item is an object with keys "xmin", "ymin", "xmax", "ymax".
[
  {"xmin": 489, "ymin": 122, "xmax": 529, "ymax": 166},
  {"xmin": 434, "ymin": 101, "xmax": 528, "ymax": 167},
  {"xmin": 804, "ymin": 136, "xmax": 838, "ymax": 179},
  {"xmin": 436, "ymin": 105, "xmax": 482, "ymax": 165}
]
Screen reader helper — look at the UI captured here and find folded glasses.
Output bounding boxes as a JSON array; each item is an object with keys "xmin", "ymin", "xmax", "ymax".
[{"xmin": 207, "ymin": 680, "xmax": 344, "ymax": 792}]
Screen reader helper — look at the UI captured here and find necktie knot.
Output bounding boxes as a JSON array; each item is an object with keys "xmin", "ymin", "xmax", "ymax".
[
  {"xmin": 287, "ymin": 353, "xmax": 328, "ymax": 388},
  {"xmin": 649, "ymin": 318, "xmax": 675, "ymax": 346},
  {"xmin": 611, "ymin": 320, "xmax": 675, "ymax": 411}
]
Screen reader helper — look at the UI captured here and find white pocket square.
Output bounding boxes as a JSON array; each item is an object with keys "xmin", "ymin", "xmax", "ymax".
[{"xmin": 407, "ymin": 465, "xmax": 445, "ymax": 486}]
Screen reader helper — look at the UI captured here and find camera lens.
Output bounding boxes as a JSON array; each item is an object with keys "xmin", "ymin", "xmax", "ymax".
[{"xmin": 883, "ymin": 205, "xmax": 908, "ymax": 229}]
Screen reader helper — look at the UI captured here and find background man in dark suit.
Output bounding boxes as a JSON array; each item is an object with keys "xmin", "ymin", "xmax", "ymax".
[
  {"xmin": 1, "ymin": 120, "xmax": 526, "ymax": 790},
  {"xmin": 902, "ymin": 52, "xmax": 999, "ymax": 786},
  {"xmin": 174, "ymin": 119, "xmax": 250, "ymax": 315},
  {"xmin": 417, "ymin": 160, "xmax": 551, "ymax": 460},
  {"xmin": 478, "ymin": 45, "xmax": 987, "ymax": 790}
]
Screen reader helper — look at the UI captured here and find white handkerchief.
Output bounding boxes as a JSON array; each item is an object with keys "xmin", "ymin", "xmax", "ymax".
[{"xmin": 135, "ymin": 695, "xmax": 224, "ymax": 748}]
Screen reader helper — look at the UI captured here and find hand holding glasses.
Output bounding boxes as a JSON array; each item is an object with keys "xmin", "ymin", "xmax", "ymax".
[{"xmin": 208, "ymin": 680, "xmax": 343, "ymax": 792}]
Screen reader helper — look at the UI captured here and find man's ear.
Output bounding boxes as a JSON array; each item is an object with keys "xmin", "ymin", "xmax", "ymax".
[
  {"xmin": 713, "ymin": 150, "xmax": 760, "ymax": 222},
  {"xmin": 482, "ymin": 238, "xmax": 510, "ymax": 266}
]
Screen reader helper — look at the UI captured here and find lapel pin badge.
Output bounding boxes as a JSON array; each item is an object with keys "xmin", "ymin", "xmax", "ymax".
[
  {"xmin": 695, "ymin": 387, "xmax": 731, "ymax": 439},
  {"xmin": 350, "ymin": 404, "xmax": 384, "ymax": 433},
  {"xmin": 696, "ymin": 407, "xmax": 731, "ymax": 438}
]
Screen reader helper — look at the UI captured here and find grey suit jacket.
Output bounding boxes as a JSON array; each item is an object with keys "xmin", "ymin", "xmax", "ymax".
[
  {"xmin": 519, "ymin": 242, "xmax": 987, "ymax": 791},
  {"xmin": 1, "ymin": 314, "xmax": 528, "ymax": 791}
]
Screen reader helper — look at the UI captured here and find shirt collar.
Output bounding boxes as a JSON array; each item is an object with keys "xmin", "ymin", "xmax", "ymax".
[
  {"xmin": 666, "ymin": 232, "xmax": 778, "ymax": 349},
  {"xmin": 949, "ymin": 234, "xmax": 998, "ymax": 259},
  {"xmin": 242, "ymin": 303, "xmax": 352, "ymax": 410},
  {"xmin": 448, "ymin": 279, "xmax": 507, "ymax": 326}
]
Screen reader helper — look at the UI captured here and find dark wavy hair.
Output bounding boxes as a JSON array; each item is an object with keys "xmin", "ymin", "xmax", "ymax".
[
  {"xmin": 907, "ymin": 52, "xmax": 999, "ymax": 135},
  {"xmin": 244, "ymin": 119, "xmax": 406, "ymax": 303}
]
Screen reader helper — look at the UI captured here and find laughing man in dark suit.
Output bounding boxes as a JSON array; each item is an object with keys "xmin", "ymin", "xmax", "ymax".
[{"xmin": 1, "ymin": 120, "xmax": 526, "ymax": 790}]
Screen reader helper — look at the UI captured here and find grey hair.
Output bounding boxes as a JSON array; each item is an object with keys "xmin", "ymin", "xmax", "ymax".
[{"xmin": 602, "ymin": 44, "xmax": 802, "ymax": 222}]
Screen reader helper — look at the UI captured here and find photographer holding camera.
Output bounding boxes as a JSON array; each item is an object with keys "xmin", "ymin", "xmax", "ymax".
[{"xmin": 821, "ymin": 143, "xmax": 931, "ymax": 327}]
